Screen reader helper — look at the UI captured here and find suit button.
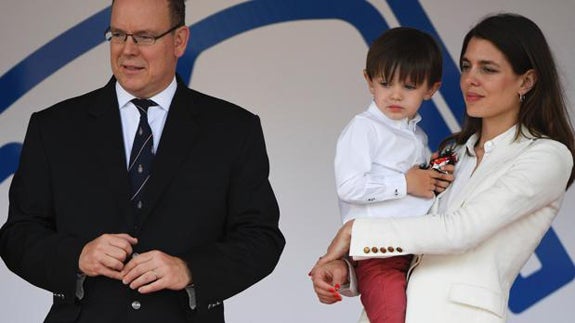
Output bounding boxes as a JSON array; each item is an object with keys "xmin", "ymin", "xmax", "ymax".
[
  {"xmin": 387, "ymin": 246, "xmax": 395, "ymax": 252},
  {"xmin": 371, "ymin": 247, "xmax": 378, "ymax": 253},
  {"xmin": 363, "ymin": 247, "xmax": 370, "ymax": 254},
  {"xmin": 131, "ymin": 300, "xmax": 141, "ymax": 310},
  {"xmin": 396, "ymin": 247, "xmax": 403, "ymax": 253}
]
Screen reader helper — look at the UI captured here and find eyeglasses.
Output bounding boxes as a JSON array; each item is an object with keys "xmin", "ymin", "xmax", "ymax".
[{"xmin": 105, "ymin": 24, "xmax": 182, "ymax": 46}]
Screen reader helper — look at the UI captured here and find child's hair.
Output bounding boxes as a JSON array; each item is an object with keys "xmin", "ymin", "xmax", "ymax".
[{"xmin": 365, "ymin": 27, "xmax": 442, "ymax": 87}]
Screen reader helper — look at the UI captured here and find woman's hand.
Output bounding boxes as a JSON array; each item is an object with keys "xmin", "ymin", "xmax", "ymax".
[
  {"xmin": 309, "ymin": 259, "xmax": 349, "ymax": 304},
  {"xmin": 318, "ymin": 220, "xmax": 354, "ymax": 266}
]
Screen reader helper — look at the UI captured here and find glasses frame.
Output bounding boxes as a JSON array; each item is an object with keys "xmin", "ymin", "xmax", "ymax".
[{"xmin": 105, "ymin": 24, "xmax": 183, "ymax": 46}]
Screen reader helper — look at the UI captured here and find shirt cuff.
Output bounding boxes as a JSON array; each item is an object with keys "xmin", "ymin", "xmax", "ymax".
[
  {"xmin": 339, "ymin": 258, "xmax": 359, "ymax": 297},
  {"xmin": 75, "ymin": 273, "xmax": 86, "ymax": 300},
  {"xmin": 185, "ymin": 285, "xmax": 197, "ymax": 310}
]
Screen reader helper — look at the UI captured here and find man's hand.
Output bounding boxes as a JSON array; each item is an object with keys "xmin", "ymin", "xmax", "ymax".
[
  {"xmin": 79, "ymin": 233, "xmax": 138, "ymax": 280},
  {"xmin": 121, "ymin": 250, "xmax": 192, "ymax": 294},
  {"xmin": 310, "ymin": 259, "xmax": 349, "ymax": 304}
]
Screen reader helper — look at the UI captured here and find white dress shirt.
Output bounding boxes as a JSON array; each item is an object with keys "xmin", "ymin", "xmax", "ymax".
[
  {"xmin": 335, "ymin": 101, "xmax": 434, "ymax": 223},
  {"xmin": 116, "ymin": 78, "xmax": 176, "ymax": 167}
]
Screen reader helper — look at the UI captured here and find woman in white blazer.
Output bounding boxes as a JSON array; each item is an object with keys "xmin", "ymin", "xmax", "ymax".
[{"xmin": 311, "ymin": 13, "xmax": 575, "ymax": 323}]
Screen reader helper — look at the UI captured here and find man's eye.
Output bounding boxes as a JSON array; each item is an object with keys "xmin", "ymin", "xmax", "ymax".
[{"xmin": 137, "ymin": 35, "xmax": 155, "ymax": 41}]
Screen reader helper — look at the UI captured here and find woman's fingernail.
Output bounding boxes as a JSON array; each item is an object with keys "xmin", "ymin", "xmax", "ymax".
[{"xmin": 334, "ymin": 283, "xmax": 340, "ymax": 290}]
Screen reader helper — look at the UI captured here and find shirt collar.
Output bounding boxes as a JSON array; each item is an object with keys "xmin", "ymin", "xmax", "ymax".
[
  {"xmin": 116, "ymin": 77, "xmax": 177, "ymax": 112},
  {"xmin": 367, "ymin": 101, "xmax": 422, "ymax": 131},
  {"xmin": 465, "ymin": 124, "xmax": 519, "ymax": 156}
]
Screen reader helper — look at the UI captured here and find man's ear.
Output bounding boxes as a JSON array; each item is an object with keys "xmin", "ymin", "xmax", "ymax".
[
  {"xmin": 174, "ymin": 25, "xmax": 190, "ymax": 58},
  {"xmin": 424, "ymin": 81, "xmax": 441, "ymax": 100}
]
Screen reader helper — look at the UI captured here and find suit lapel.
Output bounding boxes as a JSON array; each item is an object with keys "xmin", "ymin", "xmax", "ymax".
[
  {"xmin": 140, "ymin": 80, "xmax": 200, "ymax": 222},
  {"xmin": 87, "ymin": 78, "xmax": 133, "ymax": 225}
]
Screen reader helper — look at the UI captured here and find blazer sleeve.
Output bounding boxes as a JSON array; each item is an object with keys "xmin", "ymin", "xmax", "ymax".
[
  {"xmin": 183, "ymin": 115, "xmax": 285, "ymax": 308},
  {"xmin": 0, "ymin": 113, "xmax": 85, "ymax": 303},
  {"xmin": 349, "ymin": 139, "xmax": 572, "ymax": 259}
]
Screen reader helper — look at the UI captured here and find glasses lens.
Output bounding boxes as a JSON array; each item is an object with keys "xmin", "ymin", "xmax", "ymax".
[{"xmin": 134, "ymin": 35, "xmax": 155, "ymax": 45}]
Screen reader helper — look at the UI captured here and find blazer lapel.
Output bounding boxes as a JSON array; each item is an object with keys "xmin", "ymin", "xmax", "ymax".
[
  {"xmin": 140, "ymin": 81, "xmax": 200, "ymax": 222},
  {"xmin": 449, "ymin": 134, "xmax": 535, "ymax": 210},
  {"xmin": 87, "ymin": 78, "xmax": 133, "ymax": 225}
]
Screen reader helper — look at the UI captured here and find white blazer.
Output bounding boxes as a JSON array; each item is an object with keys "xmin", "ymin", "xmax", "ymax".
[{"xmin": 348, "ymin": 129, "xmax": 573, "ymax": 323}]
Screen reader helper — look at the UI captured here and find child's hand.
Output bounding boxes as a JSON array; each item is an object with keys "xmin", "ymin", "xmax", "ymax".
[
  {"xmin": 434, "ymin": 164, "xmax": 455, "ymax": 193},
  {"xmin": 406, "ymin": 166, "xmax": 439, "ymax": 198}
]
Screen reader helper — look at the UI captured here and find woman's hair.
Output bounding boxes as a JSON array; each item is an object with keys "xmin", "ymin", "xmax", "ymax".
[
  {"xmin": 365, "ymin": 27, "xmax": 442, "ymax": 87},
  {"xmin": 441, "ymin": 13, "xmax": 575, "ymax": 187}
]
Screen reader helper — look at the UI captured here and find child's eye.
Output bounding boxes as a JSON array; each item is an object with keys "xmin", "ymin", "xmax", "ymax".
[
  {"xmin": 404, "ymin": 84, "xmax": 417, "ymax": 90},
  {"xmin": 379, "ymin": 81, "xmax": 390, "ymax": 87}
]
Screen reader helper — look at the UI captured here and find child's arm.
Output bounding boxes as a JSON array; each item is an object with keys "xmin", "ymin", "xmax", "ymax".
[{"xmin": 335, "ymin": 118, "xmax": 406, "ymax": 204}]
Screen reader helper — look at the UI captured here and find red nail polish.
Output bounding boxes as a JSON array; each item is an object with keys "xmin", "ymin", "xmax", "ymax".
[{"xmin": 334, "ymin": 283, "xmax": 340, "ymax": 290}]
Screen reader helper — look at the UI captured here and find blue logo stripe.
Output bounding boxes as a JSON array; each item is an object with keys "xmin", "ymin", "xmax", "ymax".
[
  {"xmin": 510, "ymin": 228, "xmax": 575, "ymax": 313},
  {"xmin": 178, "ymin": 0, "xmax": 389, "ymax": 84},
  {"xmin": 0, "ymin": 7, "xmax": 111, "ymax": 116}
]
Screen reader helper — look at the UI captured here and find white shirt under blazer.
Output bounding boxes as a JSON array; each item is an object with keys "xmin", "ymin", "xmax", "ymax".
[{"xmin": 348, "ymin": 125, "xmax": 573, "ymax": 322}]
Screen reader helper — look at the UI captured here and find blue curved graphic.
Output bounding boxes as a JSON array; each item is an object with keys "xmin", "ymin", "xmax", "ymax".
[{"xmin": 0, "ymin": 0, "xmax": 573, "ymax": 313}]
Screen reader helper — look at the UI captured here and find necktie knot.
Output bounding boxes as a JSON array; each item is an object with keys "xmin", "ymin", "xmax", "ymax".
[{"xmin": 131, "ymin": 98, "xmax": 158, "ymax": 114}]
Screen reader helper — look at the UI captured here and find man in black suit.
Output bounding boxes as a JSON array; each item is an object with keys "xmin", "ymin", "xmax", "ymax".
[{"xmin": 0, "ymin": 0, "xmax": 284, "ymax": 322}]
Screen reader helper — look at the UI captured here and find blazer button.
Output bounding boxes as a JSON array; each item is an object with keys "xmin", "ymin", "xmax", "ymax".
[
  {"xmin": 131, "ymin": 300, "xmax": 141, "ymax": 310},
  {"xmin": 371, "ymin": 247, "xmax": 378, "ymax": 253},
  {"xmin": 363, "ymin": 247, "xmax": 370, "ymax": 254},
  {"xmin": 387, "ymin": 246, "xmax": 395, "ymax": 252}
]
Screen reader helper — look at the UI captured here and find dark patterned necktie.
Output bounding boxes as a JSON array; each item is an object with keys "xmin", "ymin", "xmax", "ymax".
[{"xmin": 128, "ymin": 99, "xmax": 157, "ymax": 215}]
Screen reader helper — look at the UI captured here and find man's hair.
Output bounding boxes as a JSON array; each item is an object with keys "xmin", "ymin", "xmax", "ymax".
[
  {"xmin": 365, "ymin": 27, "xmax": 442, "ymax": 87},
  {"xmin": 112, "ymin": 0, "xmax": 186, "ymax": 27},
  {"xmin": 167, "ymin": 0, "xmax": 186, "ymax": 27}
]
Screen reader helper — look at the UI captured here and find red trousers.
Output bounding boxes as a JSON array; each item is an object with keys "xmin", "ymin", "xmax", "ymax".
[{"xmin": 356, "ymin": 255, "xmax": 413, "ymax": 323}]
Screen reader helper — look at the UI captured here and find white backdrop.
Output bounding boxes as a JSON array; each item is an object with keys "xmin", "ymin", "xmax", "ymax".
[{"xmin": 1, "ymin": 1, "xmax": 574, "ymax": 322}]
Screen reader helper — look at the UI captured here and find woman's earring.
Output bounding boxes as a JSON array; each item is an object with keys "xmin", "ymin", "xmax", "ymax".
[{"xmin": 519, "ymin": 93, "xmax": 525, "ymax": 103}]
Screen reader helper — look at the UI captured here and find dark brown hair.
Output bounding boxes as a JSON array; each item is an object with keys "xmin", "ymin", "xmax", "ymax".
[
  {"xmin": 441, "ymin": 13, "xmax": 575, "ymax": 187},
  {"xmin": 365, "ymin": 27, "xmax": 442, "ymax": 87}
]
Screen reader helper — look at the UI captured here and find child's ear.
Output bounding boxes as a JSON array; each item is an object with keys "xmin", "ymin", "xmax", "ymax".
[
  {"xmin": 363, "ymin": 70, "xmax": 375, "ymax": 95},
  {"xmin": 424, "ymin": 81, "xmax": 441, "ymax": 100}
]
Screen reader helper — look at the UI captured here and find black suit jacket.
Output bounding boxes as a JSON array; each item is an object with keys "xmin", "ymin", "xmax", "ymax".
[{"xmin": 0, "ymin": 77, "xmax": 285, "ymax": 323}]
